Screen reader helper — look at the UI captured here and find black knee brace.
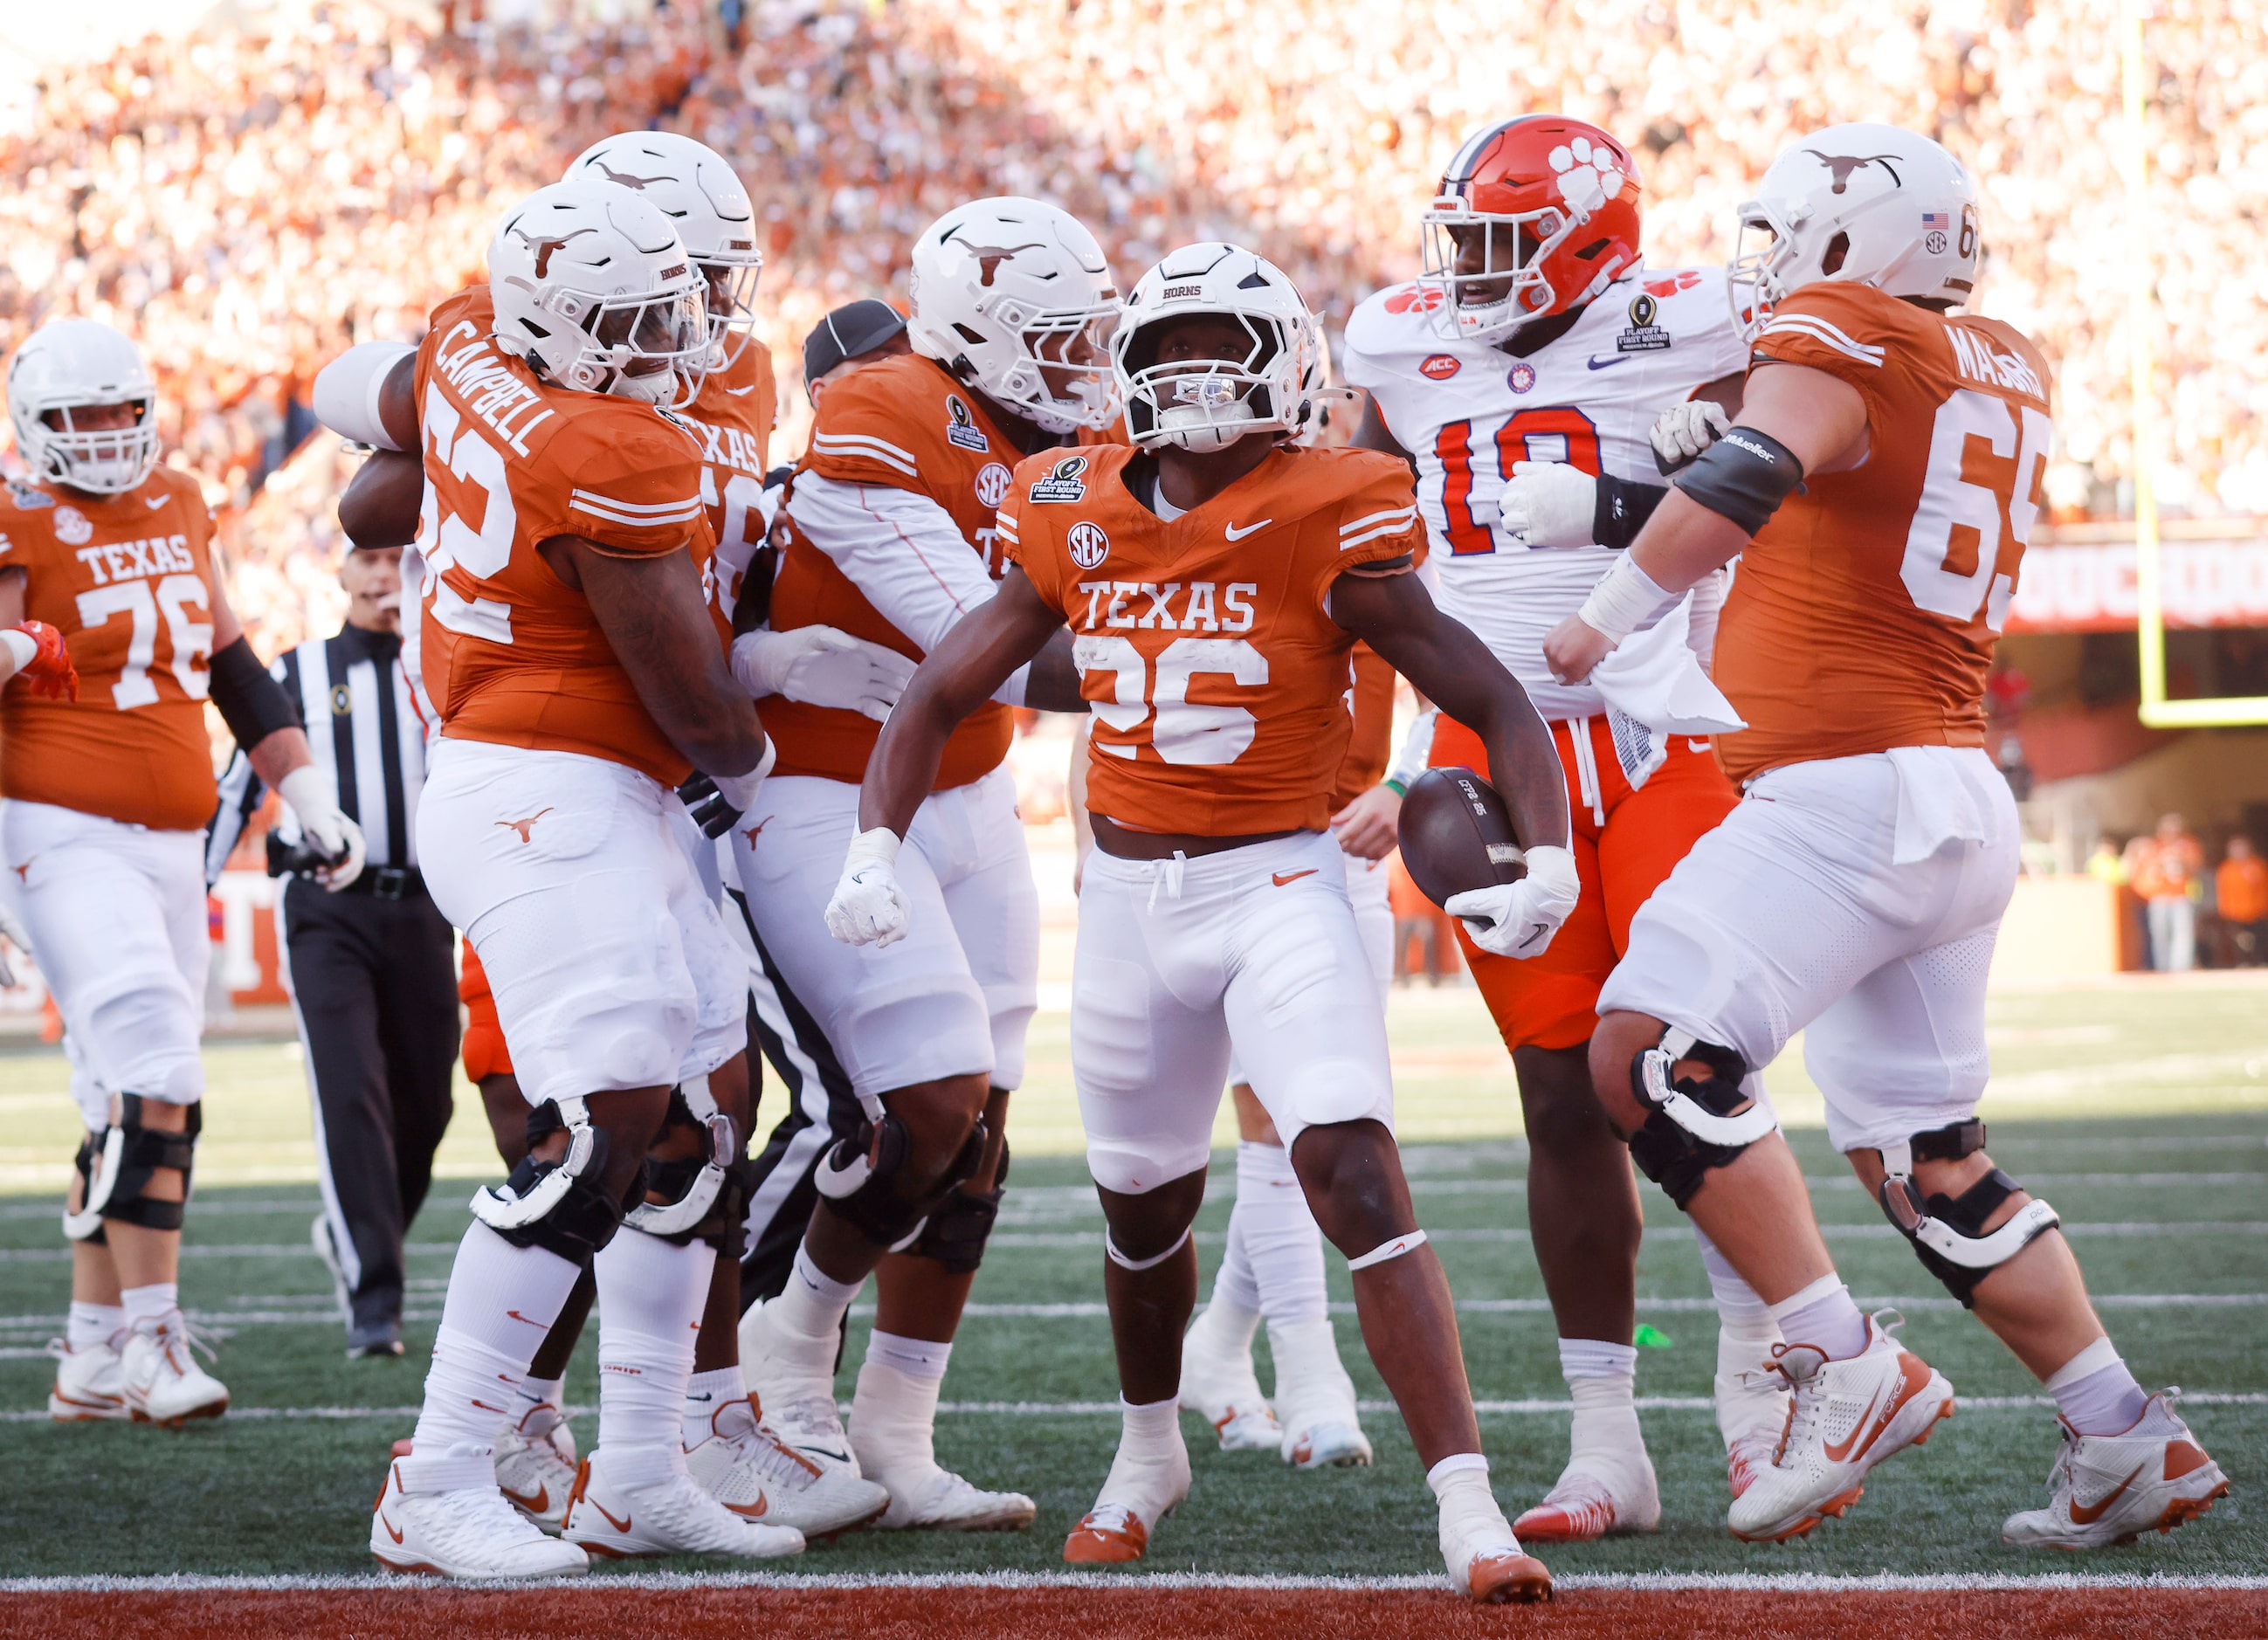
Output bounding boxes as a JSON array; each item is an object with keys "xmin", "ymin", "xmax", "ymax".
[
  {"xmin": 474, "ymin": 1100, "xmax": 633, "ymax": 1266},
  {"xmin": 912, "ymin": 1138, "xmax": 1010, "ymax": 1273},
  {"xmin": 1623, "ymin": 1032, "xmax": 1776, "ymax": 1209},
  {"xmin": 814, "ymin": 1112, "xmax": 986, "ymax": 1250},
  {"xmin": 1875, "ymin": 1120, "xmax": 2061, "ymax": 1307},
  {"xmin": 67, "ymin": 1133, "xmax": 108, "ymax": 1245},
  {"xmin": 626, "ymin": 1085, "xmax": 735, "ymax": 1245},
  {"xmin": 78, "ymin": 1097, "xmax": 202, "ymax": 1234}
]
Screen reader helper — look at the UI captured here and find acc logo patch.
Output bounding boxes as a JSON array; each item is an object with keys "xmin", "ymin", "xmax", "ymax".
[
  {"xmin": 1067, "ymin": 521, "xmax": 1110, "ymax": 569},
  {"xmin": 1507, "ymin": 362, "xmax": 1537, "ymax": 395},
  {"xmin": 974, "ymin": 462, "xmax": 1012, "ymax": 508},
  {"xmin": 53, "ymin": 505, "xmax": 93, "ymax": 546},
  {"xmin": 945, "ymin": 395, "xmax": 989, "ymax": 452},
  {"xmin": 1029, "ymin": 455, "xmax": 1090, "ymax": 503},
  {"xmin": 1419, "ymin": 355, "xmax": 1462, "ymax": 381}
]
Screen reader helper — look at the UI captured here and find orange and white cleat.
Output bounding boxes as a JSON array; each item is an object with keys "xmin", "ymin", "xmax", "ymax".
[
  {"xmin": 2002, "ymin": 1393, "xmax": 2230, "ymax": 1548},
  {"xmin": 1725, "ymin": 1425, "xmax": 1782, "ymax": 1501},
  {"xmin": 1440, "ymin": 1488, "xmax": 1552, "ymax": 1602},
  {"xmin": 1727, "ymin": 1311, "xmax": 1953, "ymax": 1543},
  {"xmin": 46, "ymin": 1337, "xmax": 130, "ymax": 1422},
  {"xmin": 561, "ymin": 1448, "xmax": 803, "ymax": 1561},
  {"xmin": 371, "ymin": 1457, "xmax": 589, "ymax": 1580},
  {"xmin": 1513, "ymin": 1449, "xmax": 1659, "ymax": 1541},
  {"xmin": 120, "ymin": 1313, "xmax": 229, "ymax": 1426},
  {"xmin": 1063, "ymin": 1422, "xmax": 1190, "ymax": 1566}
]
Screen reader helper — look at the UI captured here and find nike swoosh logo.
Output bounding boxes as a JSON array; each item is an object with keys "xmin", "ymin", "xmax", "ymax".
[
  {"xmin": 803, "ymin": 1444, "xmax": 851, "ymax": 1464},
  {"xmin": 500, "ymin": 1482, "xmax": 550, "ymax": 1513},
  {"xmin": 591, "ymin": 1499, "xmax": 633, "ymax": 1533},
  {"xmin": 145, "ymin": 495, "xmax": 169, "ymax": 509},
  {"xmin": 686, "ymin": 1392, "xmax": 713, "ymax": 1402},
  {"xmin": 2070, "ymin": 1462, "xmax": 2149, "ymax": 1525},
  {"xmin": 724, "ymin": 1493, "xmax": 770, "ymax": 1519},
  {"xmin": 1822, "ymin": 1382, "xmax": 1887, "ymax": 1464},
  {"xmin": 379, "ymin": 1510, "xmax": 404, "ymax": 1544},
  {"xmin": 504, "ymin": 1310, "xmax": 548, "ymax": 1327},
  {"xmin": 726, "ymin": 384, "xmax": 756, "ymax": 396},
  {"xmin": 1224, "ymin": 520, "xmax": 1272, "ymax": 541},
  {"xmin": 1586, "ymin": 355, "xmax": 1633, "ymax": 370},
  {"xmin": 1271, "ymin": 869, "xmax": 1319, "ymax": 887}
]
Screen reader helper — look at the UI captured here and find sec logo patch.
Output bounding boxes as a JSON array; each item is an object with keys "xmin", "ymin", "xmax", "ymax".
[
  {"xmin": 974, "ymin": 462, "xmax": 1012, "ymax": 508},
  {"xmin": 1067, "ymin": 521, "xmax": 1110, "ymax": 569},
  {"xmin": 1419, "ymin": 355, "xmax": 1462, "ymax": 381},
  {"xmin": 1508, "ymin": 362, "xmax": 1537, "ymax": 394}
]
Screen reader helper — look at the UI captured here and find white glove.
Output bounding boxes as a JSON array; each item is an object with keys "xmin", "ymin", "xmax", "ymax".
[
  {"xmin": 825, "ymin": 826, "xmax": 912, "ymax": 948},
  {"xmin": 1444, "ymin": 844, "xmax": 1581, "ymax": 959},
  {"xmin": 1650, "ymin": 398, "xmax": 1730, "ymax": 471},
  {"xmin": 733, "ymin": 625, "xmax": 917, "ymax": 723},
  {"xmin": 278, "ymin": 765, "xmax": 368, "ymax": 892},
  {"xmin": 710, "ymin": 735, "xmax": 778, "ymax": 817},
  {"xmin": 0, "ymin": 901, "xmax": 31, "ymax": 989},
  {"xmin": 1497, "ymin": 461, "xmax": 1598, "ymax": 548}
]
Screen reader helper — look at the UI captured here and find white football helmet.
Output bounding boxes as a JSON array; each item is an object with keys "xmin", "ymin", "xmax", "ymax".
[
  {"xmin": 565, "ymin": 131, "xmax": 763, "ymax": 371},
  {"xmin": 906, "ymin": 197, "xmax": 1121, "ymax": 434},
  {"xmin": 1113, "ymin": 244, "xmax": 1324, "ymax": 452},
  {"xmin": 486, "ymin": 180, "xmax": 708, "ymax": 405},
  {"xmin": 1728, "ymin": 124, "xmax": 1981, "ymax": 341},
  {"xmin": 7, "ymin": 319, "xmax": 161, "ymax": 494}
]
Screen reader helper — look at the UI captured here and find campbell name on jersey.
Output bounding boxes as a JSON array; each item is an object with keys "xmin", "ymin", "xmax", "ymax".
[
  {"xmin": 0, "ymin": 467, "xmax": 221, "ymax": 830},
  {"xmin": 1341, "ymin": 266, "xmax": 1747, "ymax": 720}
]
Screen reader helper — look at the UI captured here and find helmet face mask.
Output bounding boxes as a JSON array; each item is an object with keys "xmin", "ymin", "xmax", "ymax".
[
  {"xmin": 1419, "ymin": 204, "xmax": 1573, "ymax": 340},
  {"xmin": 1112, "ymin": 245, "xmax": 1321, "ymax": 453},
  {"xmin": 7, "ymin": 319, "xmax": 162, "ymax": 494}
]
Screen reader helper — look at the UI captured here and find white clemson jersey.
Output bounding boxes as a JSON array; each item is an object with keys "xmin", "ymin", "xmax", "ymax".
[{"xmin": 1342, "ymin": 265, "xmax": 1748, "ymax": 720}]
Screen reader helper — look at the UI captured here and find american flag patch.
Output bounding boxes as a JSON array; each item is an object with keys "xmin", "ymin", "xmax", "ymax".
[{"xmin": 1920, "ymin": 211, "xmax": 1951, "ymax": 231}]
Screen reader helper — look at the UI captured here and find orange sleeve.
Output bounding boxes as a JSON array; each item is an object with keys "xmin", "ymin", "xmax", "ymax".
[
  {"xmin": 1748, "ymin": 285, "xmax": 1899, "ymax": 392},
  {"xmin": 801, "ymin": 368, "xmax": 932, "ymax": 489},
  {"xmin": 996, "ymin": 452, "xmax": 1065, "ymax": 614},
  {"xmin": 544, "ymin": 411, "xmax": 711, "ymax": 558},
  {"xmin": 1318, "ymin": 466, "xmax": 1424, "ymax": 610}
]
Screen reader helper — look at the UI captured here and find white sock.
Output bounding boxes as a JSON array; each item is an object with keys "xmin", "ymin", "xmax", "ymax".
[
  {"xmin": 1693, "ymin": 1224, "xmax": 1773, "ymax": 1329},
  {"xmin": 1230, "ymin": 1140, "xmax": 1328, "ymax": 1326},
  {"xmin": 403, "ymin": 1223, "xmax": 583, "ymax": 1488},
  {"xmin": 121, "ymin": 1281, "xmax": 178, "ymax": 1332},
  {"xmin": 1695, "ymin": 1224, "xmax": 1783, "ymax": 1442},
  {"xmin": 1557, "ymin": 1337, "xmax": 1638, "ymax": 1382},
  {"xmin": 1188, "ymin": 1291, "xmax": 1263, "ymax": 1363},
  {"xmin": 684, "ymin": 1364, "xmax": 748, "ymax": 1447},
  {"xmin": 772, "ymin": 1242, "xmax": 865, "ymax": 1344},
  {"xmin": 1557, "ymin": 1339, "xmax": 1641, "ymax": 1472},
  {"xmin": 511, "ymin": 1373, "xmax": 569, "ymax": 1439},
  {"xmin": 1120, "ymin": 1394, "xmax": 1181, "ymax": 1452},
  {"xmin": 1212, "ymin": 1196, "xmax": 1262, "ymax": 1314},
  {"xmin": 851, "ymin": 1354, "xmax": 944, "ymax": 1479},
  {"xmin": 2047, "ymin": 1336, "xmax": 2150, "ymax": 1436},
  {"xmin": 67, "ymin": 1300, "xmax": 125, "ymax": 1353},
  {"xmin": 865, "ymin": 1329, "xmax": 952, "ymax": 1382},
  {"xmin": 1267, "ymin": 1316, "xmax": 1358, "ymax": 1425},
  {"xmin": 594, "ymin": 1229, "xmax": 713, "ymax": 1478},
  {"xmin": 1427, "ymin": 1452, "xmax": 1506, "ymax": 1533},
  {"xmin": 1768, "ymin": 1274, "xmax": 1869, "ymax": 1360}
]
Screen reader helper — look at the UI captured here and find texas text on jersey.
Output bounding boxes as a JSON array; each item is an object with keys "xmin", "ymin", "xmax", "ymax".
[
  {"xmin": 1341, "ymin": 265, "xmax": 1747, "ymax": 721},
  {"xmin": 764, "ymin": 350, "xmax": 1026, "ymax": 788},
  {"xmin": 682, "ymin": 339, "xmax": 776, "ymax": 636},
  {"xmin": 1002, "ymin": 444, "xmax": 1421, "ymax": 837},
  {"xmin": 410, "ymin": 285, "xmax": 719, "ymax": 787},
  {"xmin": 1713, "ymin": 281, "xmax": 2052, "ymax": 783},
  {"xmin": 0, "ymin": 467, "xmax": 218, "ymax": 830}
]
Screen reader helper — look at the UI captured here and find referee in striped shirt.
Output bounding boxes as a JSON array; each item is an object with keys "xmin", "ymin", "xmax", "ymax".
[{"xmin": 213, "ymin": 546, "xmax": 457, "ymax": 1358}]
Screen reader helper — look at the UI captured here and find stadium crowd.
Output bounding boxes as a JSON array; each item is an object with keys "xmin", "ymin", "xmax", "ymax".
[{"xmin": 1, "ymin": 0, "xmax": 2262, "ymax": 653}]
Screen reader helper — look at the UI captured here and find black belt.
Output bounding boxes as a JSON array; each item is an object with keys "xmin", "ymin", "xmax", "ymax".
[{"xmin": 338, "ymin": 865, "xmax": 425, "ymax": 900}]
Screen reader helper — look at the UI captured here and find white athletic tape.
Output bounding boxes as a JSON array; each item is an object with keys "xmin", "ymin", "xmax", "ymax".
[
  {"xmin": 1346, "ymin": 1230, "xmax": 1427, "ymax": 1271},
  {"xmin": 1104, "ymin": 1224, "xmax": 1190, "ymax": 1271}
]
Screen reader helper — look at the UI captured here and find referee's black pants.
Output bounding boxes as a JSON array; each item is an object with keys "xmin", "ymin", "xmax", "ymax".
[{"xmin": 281, "ymin": 877, "xmax": 459, "ymax": 1338}]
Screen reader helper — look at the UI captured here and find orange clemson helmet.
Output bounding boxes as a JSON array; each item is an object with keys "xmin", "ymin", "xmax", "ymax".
[{"xmin": 1417, "ymin": 115, "xmax": 1644, "ymax": 343}]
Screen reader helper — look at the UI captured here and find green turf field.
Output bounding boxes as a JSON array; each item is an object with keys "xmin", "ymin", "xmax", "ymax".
[{"xmin": 1, "ymin": 979, "xmax": 2261, "ymax": 1580}]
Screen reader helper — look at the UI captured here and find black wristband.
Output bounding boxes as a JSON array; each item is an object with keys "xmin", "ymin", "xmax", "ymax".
[
  {"xmin": 1672, "ymin": 425, "xmax": 1807, "ymax": 536},
  {"xmin": 1593, "ymin": 473, "xmax": 1670, "ymax": 550},
  {"xmin": 208, "ymin": 636, "xmax": 301, "ymax": 750}
]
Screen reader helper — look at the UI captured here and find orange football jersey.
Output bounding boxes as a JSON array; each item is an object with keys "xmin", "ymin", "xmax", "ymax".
[
  {"xmin": 0, "ymin": 467, "xmax": 221, "ymax": 830},
  {"xmin": 765, "ymin": 353, "xmax": 1031, "ymax": 788},
  {"xmin": 682, "ymin": 340, "xmax": 777, "ymax": 644},
  {"xmin": 1713, "ymin": 284, "xmax": 2051, "ymax": 784},
  {"xmin": 411, "ymin": 286, "xmax": 718, "ymax": 787},
  {"xmin": 1003, "ymin": 445, "xmax": 1421, "ymax": 837}
]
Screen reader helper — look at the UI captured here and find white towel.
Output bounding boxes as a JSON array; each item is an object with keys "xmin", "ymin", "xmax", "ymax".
[
  {"xmin": 1592, "ymin": 600, "xmax": 1748, "ymax": 737},
  {"xmin": 1887, "ymin": 746, "xmax": 2005, "ymax": 865}
]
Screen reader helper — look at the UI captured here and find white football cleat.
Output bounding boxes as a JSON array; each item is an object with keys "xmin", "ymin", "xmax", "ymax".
[
  {"xmin": 874, "ymin": 1464, "xmax": 1037, "ymax": 1532},
  {"xmin": 686, "ymin": 1395, "xmax": 891, "ymax": 1539},
  {"xmin": 2002, "ymin": 1393, "xmax": 2230, "ymax": 1548},
  {"xmin": 1725, "ymin": 1425, "xmax": 1782, "ymax": 1502},
  {"xmin": 562, "ymin": 1449, "xmax": 805, "ymax": 1560},
  {"xmin": 493, "ymin": 1404, "xmax": 578, "ymax": 1530},
  {"xmin": 120, "ymin": 1314, "xmax": 229, "ymax": 1425},
  {"xmin": 1513, "ymin": 1449, "xmax": 1660, "ymax": 1541},
  {"xmin": 1268, "ymin": 1317, "xmax": 1372, "ymax": 1470},
  {"xmin": 1727, "ymin": 1312, "xmax": 1954, "ymax": 1542},
  {"xmin": 1062, "ymin": 1422, "xmax": 1191, "ymax": 1564},
  {"xmin": 1439, "ymin": 1484, "xmax": 1553, "ymax": 1602},
  {"xmin": 371, "ymin": 1458, "xmax": 589, "ymax": 1580},
  {"xmin": 47, "ymin": 1336, "xmax": 130, "ymax": 1422},
  {"xmin": 739, "ymin": 1298, "xmax": 859, "ymax": 1474},
  {"xmin": 1178, "ymin": 1300, "xmax": 1280, "ymax": 1453}
]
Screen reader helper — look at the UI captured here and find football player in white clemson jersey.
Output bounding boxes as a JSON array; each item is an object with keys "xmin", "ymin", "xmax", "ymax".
[{"xmin": 1339, "ymin": 114, "xmax": 1781, "ymax": 1539}]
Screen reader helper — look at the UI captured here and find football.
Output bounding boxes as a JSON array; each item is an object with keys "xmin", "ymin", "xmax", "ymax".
[{"xmin": 1396, "ymin": 765, "xmax": 1528, "ymax": 910}]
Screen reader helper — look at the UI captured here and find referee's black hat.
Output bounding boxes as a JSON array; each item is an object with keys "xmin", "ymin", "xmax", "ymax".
[{"xmin": 803, "ymin": 300, "xmax": 908, "ymax": 385}]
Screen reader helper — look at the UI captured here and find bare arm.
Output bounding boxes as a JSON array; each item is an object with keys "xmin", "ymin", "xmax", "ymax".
[
  {"xmin": 859, "ymin": 568, "xmax": 1064, "ymax": 836},
  {"xmin": 540, "ymin": 535, "xmax": 766, "ymax": 776},
  {"xmin": 1024, "ymin": 625, "xmax": 1086, "ymax": 712},
  {"xmin": 0, "ymin": 566, "xmax": 22, "ymax": 627},
  {"xmin": 1329, "ymin": 570, "xmax": 1568, "ymax": 852}
]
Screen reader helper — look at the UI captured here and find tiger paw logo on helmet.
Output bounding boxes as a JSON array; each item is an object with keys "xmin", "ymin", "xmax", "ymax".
[{"xmin": 1548, "ymin": 137, "xmax": 1628, "ymax": 215}]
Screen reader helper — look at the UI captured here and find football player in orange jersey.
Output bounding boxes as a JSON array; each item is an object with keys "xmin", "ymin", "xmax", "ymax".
[
  {"xmin": 730, "ymin": 198, "xmax": 1106, "ymax": 1533},
  {"xmin": 343, "ymin": 179, "xmax": 798, "ymax": 1579},
  {"xmin": 3, "ymin": 318, "xmax": 365, "ymax": 1430},
  {"xmin": 1546, "ymin": 125, "xmax": 2228, "ymax": 1548},
  {"xmin": 838, "ymin": 244, "xmax": 1575, "ymax": 1602}
]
